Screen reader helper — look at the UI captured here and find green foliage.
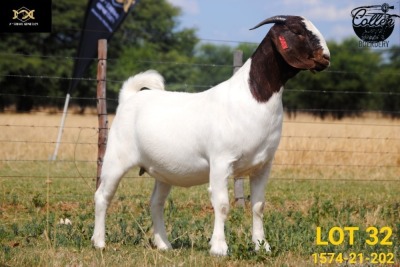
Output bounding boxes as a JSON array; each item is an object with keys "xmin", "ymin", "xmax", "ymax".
[
  {"xmin": 372, "ymin": 46, "xmax": 400, "ymax": 118},
  {"xmin": 0, "ymin": 1, "xmax": 399, "ymax": 118},
  {"xmin": 0, "ymin": 0, "xmax": 199, "ymax": 111},
  {"xmin": 287, "ymin": 39, "xmax": 400, "ymax": 119},
  {"xmin": 107, "ymin": 0, "xmax": 199, "ymax": 97}
]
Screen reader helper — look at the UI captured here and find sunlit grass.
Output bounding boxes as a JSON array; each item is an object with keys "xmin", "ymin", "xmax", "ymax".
[{"xmin": 1, "ymin": 176, "xmax": 399, "ymax": 266}]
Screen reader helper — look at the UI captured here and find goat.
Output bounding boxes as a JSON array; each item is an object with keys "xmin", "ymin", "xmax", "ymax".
[{"xmin": 91, "ymin": 15, "xmax": 330, "ymax": 256}]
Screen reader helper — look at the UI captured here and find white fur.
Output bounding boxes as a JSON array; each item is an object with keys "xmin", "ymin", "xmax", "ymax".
[
  {"xmin": 91, "ymin": 60, "xmax": 280, "ymax": 255},
  {"xmin": 92, "ymin": 15, "xmax": 330, "ymax": 257},
  {"xmin": 302, "ymin": 17, "xmax": 330, "ymax": 57},
  {"xmin": 119, "ymin": 70, "xmax": 165, "ymax": 104}
]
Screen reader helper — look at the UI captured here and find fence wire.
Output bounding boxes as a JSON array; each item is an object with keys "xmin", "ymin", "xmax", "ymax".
[
  {"xmin": 0, "ymin": 119, "xmax": 398, "ymax": 182},
  {"xmin": 0, "ymin": 51, "xmax": 399, "ymax": 184}
]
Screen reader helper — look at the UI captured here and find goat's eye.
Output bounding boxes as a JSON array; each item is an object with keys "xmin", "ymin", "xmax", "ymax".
[
  {"xmin": 291, "ymin": 29, "xmax": 303, "ymax": 36},
  {"xmin": 290, "ymin": 26, "xmax": 303, "ymax": 36}
]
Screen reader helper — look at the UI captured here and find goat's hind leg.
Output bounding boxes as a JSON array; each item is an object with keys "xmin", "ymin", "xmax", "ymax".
[
  {"xmin": 150, "ymin": 180, "xmax": 172, "ymax": 250},
  {"xmin": 91, "ymin": 156, "xmax": 128, "ymax": 249}
]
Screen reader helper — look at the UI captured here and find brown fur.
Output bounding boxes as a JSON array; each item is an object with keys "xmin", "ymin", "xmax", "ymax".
[
  {"xmin": 249, "ymin": 31, "xmax": 300, "ymax": 102},
  {"xmin": 248, "ymin": 16, "xmax": 329, "ymax": 102}
]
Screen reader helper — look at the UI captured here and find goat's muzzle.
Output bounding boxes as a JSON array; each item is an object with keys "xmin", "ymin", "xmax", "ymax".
[{"xmin": 310, "ymin": 51, "xmax": 330, "ymax": 73}]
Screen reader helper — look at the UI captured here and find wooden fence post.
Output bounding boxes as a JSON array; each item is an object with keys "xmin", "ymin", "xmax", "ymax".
[
  {"xmin": 233, "ymin": 50, "xmax": 245, "ymax": 208},
  {"xmin": 96, "ymin": 39, "xmax": 108, "ymax": 190}
]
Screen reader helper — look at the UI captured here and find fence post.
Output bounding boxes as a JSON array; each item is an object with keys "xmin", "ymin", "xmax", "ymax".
[
  {"xmin": 233, "ymin": 50, "xmax": 245, "ymax": 208},
  {"xmin": 96, "ymin": 39, "xmax": 108, "ymax": 190}
]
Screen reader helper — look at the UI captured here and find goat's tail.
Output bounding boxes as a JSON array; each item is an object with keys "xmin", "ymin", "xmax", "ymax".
[{"xmin": 119, "ymin": 70, "xmax": 165, "ymax": 103}]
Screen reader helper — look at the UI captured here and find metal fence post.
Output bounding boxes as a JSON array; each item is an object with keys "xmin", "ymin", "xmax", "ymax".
[{"xmin": 233, "ymin": 50, "xmax": 245, "ymax": 208}]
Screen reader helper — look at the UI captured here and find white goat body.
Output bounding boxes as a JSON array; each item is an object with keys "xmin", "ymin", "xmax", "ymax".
[
  {"xmin": 114, "ymin": 61, "xmax": 283, "ymax": 186},
  {"xmin": 92, "ymin": 15, "xmax": 330, "ymax": 256}
]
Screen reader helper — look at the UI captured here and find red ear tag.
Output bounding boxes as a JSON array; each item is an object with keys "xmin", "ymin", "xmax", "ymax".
[{"xmin": 279, "ymin": 36, "xmax": 288, "ymax": 50}]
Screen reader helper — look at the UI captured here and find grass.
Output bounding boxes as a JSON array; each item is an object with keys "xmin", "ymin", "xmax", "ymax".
[{"xmin": 0, "ymin": 112, "xmax": 399, "ymax": 266}]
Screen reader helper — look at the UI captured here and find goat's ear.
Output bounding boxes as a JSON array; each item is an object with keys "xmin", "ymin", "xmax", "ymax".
[{"xmin": 271, "ymin": 27, "xmax": 316, "ymax": 70}]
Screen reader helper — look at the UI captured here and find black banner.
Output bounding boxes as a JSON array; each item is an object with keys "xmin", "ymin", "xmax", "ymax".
[{"xmin": 70, "ymin": 0, "xmax": 140, "ymax": 92}]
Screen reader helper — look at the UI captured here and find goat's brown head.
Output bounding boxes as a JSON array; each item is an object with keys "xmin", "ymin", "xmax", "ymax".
[{"xmin": 250, "ymin": 15, "xmax": 330, "ymax": 72}]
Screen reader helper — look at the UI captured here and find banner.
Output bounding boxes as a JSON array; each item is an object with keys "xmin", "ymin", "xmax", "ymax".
[{"xmin": 69, "ymin": 0, "xmax": 140, "ymax": 92}]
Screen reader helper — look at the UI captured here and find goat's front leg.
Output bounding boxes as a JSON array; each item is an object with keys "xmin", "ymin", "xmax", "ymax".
[
  {"xmin": 150, "ymin": 180, "xmax": 172, "ymax": 250},
  {"xmin": 208, "ymin": 161, "xmax": 231, "ymax": 256},
  {"xmin": 250, "ymin": 161, "xmax": 272, "ymax": 252}
]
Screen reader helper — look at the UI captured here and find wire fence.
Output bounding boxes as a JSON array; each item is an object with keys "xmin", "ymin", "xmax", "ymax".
[
  {"xmin": 0, "ymin": 50, "xmax": 399, "ymax": 186},
  {"xmin": 1, "ymin": 109, "xmax": 398, "ymax": 183}
]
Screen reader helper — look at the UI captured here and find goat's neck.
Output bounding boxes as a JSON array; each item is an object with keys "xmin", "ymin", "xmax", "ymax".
[{"xmin": 249, "ymin": 37, "xmax": 300, "ymax": 102}]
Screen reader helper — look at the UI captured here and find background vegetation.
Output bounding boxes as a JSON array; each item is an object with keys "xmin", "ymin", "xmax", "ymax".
[
  {"xmin": 0, "ymin": 113, "xmax": 398, "ymax": 266},
  {"xmin": 0, "ymin": 0, "xmax": 399, "ymax": 118}
]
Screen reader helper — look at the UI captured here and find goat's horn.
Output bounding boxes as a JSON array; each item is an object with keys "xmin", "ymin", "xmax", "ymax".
[{"xmin": 249, "ymin": 15, "xmax": 289, "ymax": 30}]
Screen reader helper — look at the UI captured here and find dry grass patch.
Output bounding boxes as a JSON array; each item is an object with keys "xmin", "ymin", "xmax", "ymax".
[{"xmin": 0, "ymin": 112, "xmax": 399, "ymax": 266}]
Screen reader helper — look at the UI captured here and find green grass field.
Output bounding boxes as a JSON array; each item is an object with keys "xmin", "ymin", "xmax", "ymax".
[
  {"xmin": 0, "ymin": 113, "xmax": 399, "ymax": 266},
  {"xmin": 1, "ymin": 176, "xmax": 399, "ymax": 266}
]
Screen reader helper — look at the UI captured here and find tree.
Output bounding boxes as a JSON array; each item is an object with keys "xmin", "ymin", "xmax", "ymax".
[
  {"xmin": 373, "ymin": 46, "xmax": 400, "ymax": 118},
  {"xmin": 106, "ymin": 0, "xmax": 198, "ymax": 98},
  {"xmin": 188, "ymin": 44, "xmax": 233, "ymax": 91},
  {"xmin": 0, "ymin": 0, "xmax": 199, "ymax": 112},
  {"xmin": 1, "ymin": 2, "xmax": 397, "ymax": 119},
  {"xmin": 284, "ymin": 38, "xmax": 382, "ymax": 119}
]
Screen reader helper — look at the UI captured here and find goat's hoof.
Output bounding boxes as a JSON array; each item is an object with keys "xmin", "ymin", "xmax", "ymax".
[
  {"xmin": 156, "ymin": 243, "xmax": 172, "ymax": 251},
  {"xmin": 210, "ymin": 241, "xmax": 228, "ymax": 256},
  {"xmin": 254, "ymin": 240, "xmax": 271, "ymax": 252},
  {"xmin": 93, "ymin": 242, "xmax": 106, "ymax": 250},
  {"xmin": 154, "ymin": 236, "xmax": 172, "ymax": 250},
  {"xmin": 91, "ymin": 237, "xmax": 106, "ymax": 249}
]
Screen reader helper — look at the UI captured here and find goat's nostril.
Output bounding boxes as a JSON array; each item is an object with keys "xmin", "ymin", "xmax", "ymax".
[{"xmin": 323, "ymin": 54, "xmax": 330, "ymax": 61}]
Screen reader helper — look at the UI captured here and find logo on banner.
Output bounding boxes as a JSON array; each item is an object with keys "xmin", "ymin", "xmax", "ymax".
[
  {"xmin": 12, "ymin": 7, "xmax": 35, "ymax": 22},
  {"xmin": 351, "ymin": 3, "xmax": 400, "ymax": 48},
  {"xmin": 116, "ymin": 0, "xmax": 136, "ymax": 13},
  {"xmin": 91, "ymin": 0, "xmax": 137, "ymax": 32},
  {"xmin": 0, "ymin": 0, "xmax": 51, "ymax": 32}
]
